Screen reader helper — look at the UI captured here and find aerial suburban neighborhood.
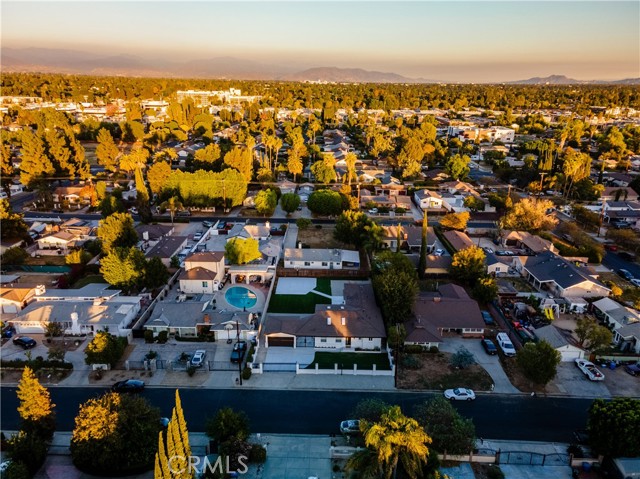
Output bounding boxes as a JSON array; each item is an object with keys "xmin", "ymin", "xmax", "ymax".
[{"xmin": 1, "ymin": 2, "xmax": 639, "ymax": 479}]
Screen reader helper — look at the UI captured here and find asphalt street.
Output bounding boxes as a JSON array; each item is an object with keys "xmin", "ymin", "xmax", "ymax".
[
  {"xmin": 0, "ymin": 386, "xmax": 592, "ymax": 442},
  {"xmin": 602, "ymin": 251, "xmax": 640, "ymax": 279}
]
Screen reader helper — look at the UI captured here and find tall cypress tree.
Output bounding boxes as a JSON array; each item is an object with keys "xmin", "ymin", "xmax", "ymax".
[
  {"xmin": 17, "ymin": 366, "xmax": 55, "ymax": 440},
  {"xmin": 154, "ymin": 390, "xmax": 192, "ymax": 479},
  {"xmin": 418, "ymin": 210, "xmax": 428, "ymax": 279}
]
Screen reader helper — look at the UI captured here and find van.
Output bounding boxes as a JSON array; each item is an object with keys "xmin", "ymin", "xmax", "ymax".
[{"xmin": 496, "ymin": 332, "xmax": 516, "ymax": 357}]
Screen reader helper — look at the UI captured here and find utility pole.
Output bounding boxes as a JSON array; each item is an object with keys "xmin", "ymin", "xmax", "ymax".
[
  {"xmin": 236, "ymin": 316, "xmax": 242, "ymax": 386},
  {"xmin": 598, "ymin": 200, "xmax": 606, "ymax": 237}
]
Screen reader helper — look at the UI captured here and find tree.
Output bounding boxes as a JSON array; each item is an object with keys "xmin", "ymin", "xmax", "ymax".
[
  {"xmin": 500, "ymin": 198, "xmax": 558, "ymax": 233},
  {"xmin": 397, "ymin": 137, "xmax": 423, "ymax": 178},
  {"xmin": 307, "ymin": 189, "xmax": 344, "ymax": 216},
  {"xmin": 575, "ymin": 317, "xmax": 613, "ymax": 351},
  {"xmin": 588, "ymin": 398, "xmax": 640, "ymax": 457},
  {"xmin": 225, "ymin": 238, "xmax": 261, "ymax": 265},
  {"xmin": 372, "ymin": 252, "xmax": 418, "ymax": 324},
  {"xmin": 439, "ymin": 211, "xmax": 469, "ymax": 231},
  {"xmin": 100, "ymin": 247, "xmax": 146, "ymax": 292},
  {"xmin": 310, "ymin": 154, "xmax": 337, "ymax": 184},
  {"xmin": 445, "ymin": 154, "xmax": 470, "ymax": 180},
  {"xmin": 463, "ymin": 196, "xmax": 485, "ymax": 212},
  {"xmin": 254, "ymin": 189, "xmax": 277, "ymax": 216},
  {"xmin": 155, "ymin": 390, "xmax": 192, "ymax": 479},
  {"xmin": 472, "ymin": 277, "xmax": 498, "ymax": 304},
  {"xmin": 160, "ymin": 196, "xmax": 183, "ymax": 225},
  {"xmin": 450, "ymin": 347, "xmax": 476, "ymax": 369},
  {"xmin": 350, "ymin": 399, "xmax": 391, "ymax": 424},
  {"xmin": 1, "ymin": 246, "xmax": 28, "ymax": 265},
  {"xmin": 144, "ymin": 257, "xmax": 170, "ymax": 289},
  {"xmin": 95, "ymin": 128, "xmax": 120, "ymax": 172},
  {"xmin": 84, "ymin": 331, "xmax": 127, "ymax": 367},
  {"xmin": 224, "ymin": 147, "xmax": 253, "ymax": 182},
  {"xmin": 17, "ymin": 366, "xmax": 55, "ymax": 440},
  {"xmin": 516, "ymin": 340, "xmax": 561, "ymax": 386},
  {"xmin": 206, "ymin": 407, "xmax": 250, "ymax": 444},
  {"xmin": 334, "ymin": 210, "xmax": 373, "ymax": 248},
  {"xmin": 147, "ymin": 161, "xmax": 172, "ymax": 196},
  {"xmin": 193, "ymin": 143, "xmax": 221, "ymax": 169},
  {"xmin": 19, "ymin": 130, "xmax": 55, "ymax": 187},
  {"xmin": 296, "ymin": 217, "xmax": 312, "ymax": 230},
  {"xmin": 414, "ymin": 397, "xmax": 476, "ymax": 455},
  {"xmin": 357, "ymin": 405, "xmax": 432, "ymax": 479},
  {"xmin": 280, "ymin": 193, "xmax": 301, "ymax": 215},
  {"xmin": 0, "ymin": 199, "xmax": 28, "ymax": 240},
  {"xmin": 71, "ymin": 392, "xmax": 161, "ymax": 475},
  {"xmin": 66, "ymin": 248, "xmax": 92, "ymax": 265},
  {"xmin": 344, "ymin": 152, "xmax": 358, "ymax": 185},
  {"xmin": 451, "ymin": 246, "xmax": 486, "ymax": 285},
  {"xmin": 97, "ymin": 212, "xmax": 138, "ymax": 252}
]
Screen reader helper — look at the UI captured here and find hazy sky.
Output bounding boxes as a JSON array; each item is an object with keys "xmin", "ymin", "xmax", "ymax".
[{"xmin": 2, "ymin": 1, "xmax": 639, "ymax": 82}]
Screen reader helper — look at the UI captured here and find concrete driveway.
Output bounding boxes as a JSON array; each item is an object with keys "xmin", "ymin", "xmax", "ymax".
[
  {"xmin": 264, "ymin": 347, "xmax": 316, "ymax": 367},
  {"xmin": 551, "ymin": 363, "xmax": 611, "ymax": 398},
  {"xmin": 439, "ymin": 338, "xmax": 520, "ymax": 394}
]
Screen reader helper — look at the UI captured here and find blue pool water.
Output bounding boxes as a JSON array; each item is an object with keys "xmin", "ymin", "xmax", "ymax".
[{"xmin": 225, "ymin": 287, "xmax": 258, "ymax": 309}]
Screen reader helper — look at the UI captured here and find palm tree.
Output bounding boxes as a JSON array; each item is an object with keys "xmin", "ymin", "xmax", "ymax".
[
  {"xmin": 359, "ymin": 406, "xmax": 432, "ymax": 479},
  {"xmin": 160, "ymin": 196, "xmax": 182, "ymax": 225}
]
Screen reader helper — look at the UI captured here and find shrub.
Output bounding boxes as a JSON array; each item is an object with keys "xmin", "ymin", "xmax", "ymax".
[
  {"xmin": 486, "ymin": 465, "xmax": 505, "ymax": 479},
  {"xmin": 401, "ymin": 355, "xmax": 421, "ymax": 370},
  {"xmin": 567, "ymin": 444, "xmax": 584, "ymax": 458},
  {"xmin": 0, "ymin": 359, "xmax": 73, "ymax": 371},
  {"xmin": 450, "ymin": 347, "xmax": 476, "ymax": 369},
  {"xmin": 187, "ymin": 366, "xmax": 196, "ymax": 377},
  {"xmin": 157, "ymin": 331, "xmax": 168, "ymax": 343},
  {"xmin": 404, "ymin": 345, "xmax": 426, "ymax": 354},
  {"xmin": 144, "ymin": 330, "xmax": 154, "ymax": 343},
  {"xmin": 8, "ymin": 431, "xmax": 48, "ymax": 476},
  {"xmin": 242, "ymin": 367, "xmax": 252, "ymax": 380},
  {"xmin": 249, "ymin": 444, "xmax": 267, "ymax": 463},
  {"xmin": 2, "ymin": 460, "xmax": 30, "ymax": 479}
]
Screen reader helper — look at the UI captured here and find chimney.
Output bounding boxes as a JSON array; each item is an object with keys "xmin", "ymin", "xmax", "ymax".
[
  {"xmin": 341, "ymin": 317, "xmax": 346, "ymax": 326},
  {"xmin": 265, "ymin": 221, "xmax": 270, "ymax": 230},
  {"xmin": 35, "ymin": 285, "xmax": 46, "ymax": 296},
  {"xmin": 203, "ymin": 314, "xmax": 210, "ymax": 324},
  {"xmin": 327, "ymin": 317, "xmax": 331, "ymax": 326},
  {"xmin": 298, "ymin": 241, "xmax": 302, "ymax": 249},
  {"xmin": 143, "ymin": 231, "xmax": 149, "ymax": 241}
]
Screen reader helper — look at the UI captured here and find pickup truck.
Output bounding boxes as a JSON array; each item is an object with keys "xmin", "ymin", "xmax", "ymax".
[{"xmin": 575, "ymin": 359, "xmax": 605, "ymax": 381}]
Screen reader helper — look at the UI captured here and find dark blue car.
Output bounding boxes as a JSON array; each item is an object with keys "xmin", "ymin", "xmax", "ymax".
[
  {"xmin": 12, "ymin": 336, "xmax": 36, "ymax": 349},
  {"xmin": 481, "ymin": 311, "xmax": 495, "ymax": 325}
]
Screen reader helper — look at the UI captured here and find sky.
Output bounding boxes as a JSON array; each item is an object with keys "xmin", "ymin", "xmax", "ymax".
[{"xmin": 2, "ymin": 1, "xmax": 639, "ymax": 82}]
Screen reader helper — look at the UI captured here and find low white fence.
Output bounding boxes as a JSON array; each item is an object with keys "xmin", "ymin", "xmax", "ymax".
[{"xmin": 296, "ymin": 363, "xmax": 394, "ymax": 376}]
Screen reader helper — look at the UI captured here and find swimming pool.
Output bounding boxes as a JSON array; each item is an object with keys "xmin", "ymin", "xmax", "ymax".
[{"xmin": 225, "ymin": 286, "xmax": 258, "ymax": 309}]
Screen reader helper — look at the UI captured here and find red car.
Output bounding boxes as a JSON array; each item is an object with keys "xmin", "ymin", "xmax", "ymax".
[{"xmin": 605, "ymin": 244, "xmax": 618, "ymax": 252}]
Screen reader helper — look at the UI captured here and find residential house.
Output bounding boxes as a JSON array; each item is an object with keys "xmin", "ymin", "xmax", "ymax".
[
  {"xmin": 37, "ymin": 231, "xmax": 77, "ymax": 253},
  {"xmin": 533, "ymin": 325, "xmax": 585, "ymax": 361},
  {"xmin": 12, "ymin": 295, "xmax": 141, "ymax": 337},
  {"xmin": 136, "ymin": 224, "xmax": 174, "ymax": 243},
  {"xmin": 145, "ymin": 236, "xmax": 189, "ymax": 267},
  {"xmin": 442, "ymin": 230, "xmax": 474, "ymax": 252},
  {"xmin": 283, "ymin": 248, "xmax": 360, "ymax": 270},
  {"xmin": 52, "ymin": 186, "xmax": 92, "ymax": 207},
  {"xmin": 380, "ymin": 225, "xmax": 436, "ymax": 252},
  {"xmin": 485, "ymin": 252, "xmax": 512, "ymax": 276},
  {"xmin": 514, "ymin": 252, "xmax": 610, "ymax": 299},
  {"xmin": 409, "ymin": 284, "xmax": 485, "ymax": 345},
  {"xmin": 591, "ymin": 297, "xmax": 640, "ymax": 330},
  {"xmin": 613, "ymin": 323, "xmax": 640, "ymax": 354},
  {"xmin": 414, "ymin": 189, "xmax": 444, "ymax": 210},
  {"xmin": 227, "ymin": 224, "xmax": 272, "ymax": 242},
  {"xmin": 179, "ymin": 251, "xmax": 226, "ymax": 294},
  {"xmin": 423, "ymin": 255, "xmax": 452, "ymax": 277},
  {"xmin": 0, "ymin": 238, "xmax": 24, "ymax": 255},
  {"xmin": 35, "ymin": 283, "xmax": 119, "ymax": 302},
  {"xmin": 501, "ymin": 231, "xmax": 558, "ymax": 254},
  {"xmin": 264, "ymin": 283, "xmax": 385, "ymax": 350},
  {"xmin": 0, "ymin": 284, "xmax": 45, "ymax": 315}
]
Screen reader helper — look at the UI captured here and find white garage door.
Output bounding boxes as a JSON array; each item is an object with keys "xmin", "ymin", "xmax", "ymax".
[{"xmin": 560, "ymin": 349, "xmax": 584, "ymax": 362}]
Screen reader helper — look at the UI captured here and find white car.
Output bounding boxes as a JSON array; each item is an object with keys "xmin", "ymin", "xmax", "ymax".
[
  {"xmin": 444, "ymin": 388, "xmax": 476, "ymax": 401},
  {"xmin": 128, "ymin": 207, "xmax": 138, "ymax": 215},
  {"xmin": 193, "ymin": 232, "xmax": 203, "ymax": 241},
  {"xmin": 483, "ymin": 247, "xmax": 494, "ymax": 254},
  {"xmin": 190, "ymin": 350, "xmax": 206, "ymax": 368},
  {"xmin": 340, "ymin": 419, "xmax": 361, "ymax": 434},
  {"xmin": 368, "ymin": 208, "xmax": 378, "ymax": 214},
  {"xmin": 575, "ymin": 359, "xmax": 605, "ymax": 381},
  {"xmin": 631, "ymin": 279, "xmax": 640, "ymax": 288},
  {"xmin": 434, "ymin": 249, "xmax": 445, "ymax": 256}
]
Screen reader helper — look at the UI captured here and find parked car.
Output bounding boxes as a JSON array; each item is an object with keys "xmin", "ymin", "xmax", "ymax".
[
  {"xmin": 176, "ymin": 210, "xmax": 191, "ymax": 217},
  {"xmin": 340, "ymin": 419, "xmax": 361, "ymax": 435},
  {"xmin": 481, "ymin": 339, "xmax": 497, "ymax": 355},
  {"xmin": 624, "ymin": 363, "xmax": 640, "ymax": 376},
  {"xmin": 614, "ymin": 221, "xmax": 631, "ymax": 229},
  {"xmin": 481, "ymin": 311, "xmax": 495, "ymax": 325},
  {"xmin": 203, "ymin": 221, "xmax": 213, "ymax": 228},
  {"xmin": 230, "ymin": 341, "xmax": 248, "ymax": 363},
  {"xmin": 433, "ymin": 249, "xmax": 445, "ymax": 256},
  {"xmin": 444, "ymin": 388, "xmax": 476, "ymax": 401},
  {"xmin": 631, "ymin": 279, "xmax": 640, "ymax": 288},
  {"xmin": 193, "ymin": 232, "xmax": 203, "ymax": 241},
  {"xmin": 12, "ymin": 336, "xmax": 36, "ymax": 349},
  {"xmin": 618, "ymin": 252, "xmax": 636, "ymax": 262},
  {"xmin": 496, "ymin": 332, "xmax": 516, "ymax": 357},
  {"xmin": 112, "ymin": 379, "xmax": 145, "ymax": 393},
  {"xmin": 575, "ymin": 359, "xmax": 605, "ymax": 381},
  {"xmin": 604, "ymin": 243, "xmax": 618, "ymax": 252},
  {"xmin": 617, "ymin": 269, "xmax": 635, "ymax": 281},
  {"xmin": 483, "ymin": 247, "xmax": 494, "ymax": 254},
  {"xmin": 128, "ymin": 207, "xmax": 138, "ymax": 215},
  {"xmin": 368, "ymin": 208, "xmax": 378, "ymax": 214},
  {"xmin": 190, "ymin": 350, "xmax": 206, "ymax": 368}
]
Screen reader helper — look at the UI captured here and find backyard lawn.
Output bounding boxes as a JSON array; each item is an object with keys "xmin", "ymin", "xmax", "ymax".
[
  {"xmin": 72, "ymin": 275, "xmax": 107, "ymax": 289},
  {"xmin": 306, "ymin": 352, "xmax": 391, "ymax": 371},
  {"xmin": 267, "ymin": 278, "xmax": 332, "ymax": 314}
]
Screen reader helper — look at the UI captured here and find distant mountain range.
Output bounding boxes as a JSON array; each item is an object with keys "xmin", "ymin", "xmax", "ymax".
[{"xmin": 2, "ymin": 47, "xmax": 638, "ymax": 84}]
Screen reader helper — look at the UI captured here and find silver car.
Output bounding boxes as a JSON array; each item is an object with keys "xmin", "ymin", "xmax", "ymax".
[
  {"xmin": 444, "ymin": 388, "xmax": 476, "ymax": 401},
  {"xmin": 190, "ymin": 350, "xmax": 206, "ymax": 368}
]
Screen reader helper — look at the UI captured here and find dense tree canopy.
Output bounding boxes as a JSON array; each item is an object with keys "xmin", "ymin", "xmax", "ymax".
[{"xmin": 588, "ymin": 398, "xmax": 640, "ymax": 458}]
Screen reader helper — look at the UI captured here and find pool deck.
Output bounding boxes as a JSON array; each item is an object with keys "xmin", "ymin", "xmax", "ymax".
[{"xmin": 215, "ymin": 283, "xmax": 267, "ymax": 314}]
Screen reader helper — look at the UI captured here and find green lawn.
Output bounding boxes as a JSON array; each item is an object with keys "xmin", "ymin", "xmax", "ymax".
[
  {"xmin": 267, "ymin": 278, "xmax": 333, "ymax": 314},
  {"xmin": 267, "ymin": 291, "xmax": 331, "ymax": 313},
  {"xmin": 306, "ymin": 352, "xmax": 391, "ymax": 370}
]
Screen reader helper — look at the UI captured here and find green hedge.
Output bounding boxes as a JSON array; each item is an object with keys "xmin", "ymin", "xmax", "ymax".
[{"xmin": 0, "ymin": 359, "xmax": 73, "ymax": 370}]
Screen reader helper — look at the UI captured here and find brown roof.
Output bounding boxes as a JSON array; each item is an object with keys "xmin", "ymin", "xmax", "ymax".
[
  {"xmin": 404, "ymin": 318, "xmax": 441, "ymax": 343},
  {"xmin": 264, "ymin": 283, "xmax": 386, "ymax": 339},
  {"xmin": 442, "ymin": 230, "xmax": 474, "ymax": 252},
  {"xmin": 186, "ymin": 251, "xmax": 225, "ymax": 263},
  {"xmin": 136, "ymin": 224, "xmax": 173, "ymax": 241},
  {"xmin": 412, "ymin": 285, "xmax": 484, "ymax": 330},
  {"xmin": 0, "ymin": 286, "xmax": 35, "ymax": 304},
  {"xmin": 179, "ymin": 267, "xmax": 218, "ymax": 281}
]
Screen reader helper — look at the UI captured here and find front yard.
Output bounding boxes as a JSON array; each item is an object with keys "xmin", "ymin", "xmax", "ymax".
[
  {"xmin": 397, "ymin": 351, "xmax": 493, "ymax": 390},
  {"xmin": 306, "ymin": 352, "xmax": 391, "ymax": 370}
]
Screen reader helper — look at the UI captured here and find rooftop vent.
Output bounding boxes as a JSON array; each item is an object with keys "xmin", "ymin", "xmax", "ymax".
[
  {"xmin": 341, "ymin": 317, "xmax": 346, "ymax": 326},
  {"xmin": 327, "ymin": 317, "xmax": 331, "ymax": 326}
]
